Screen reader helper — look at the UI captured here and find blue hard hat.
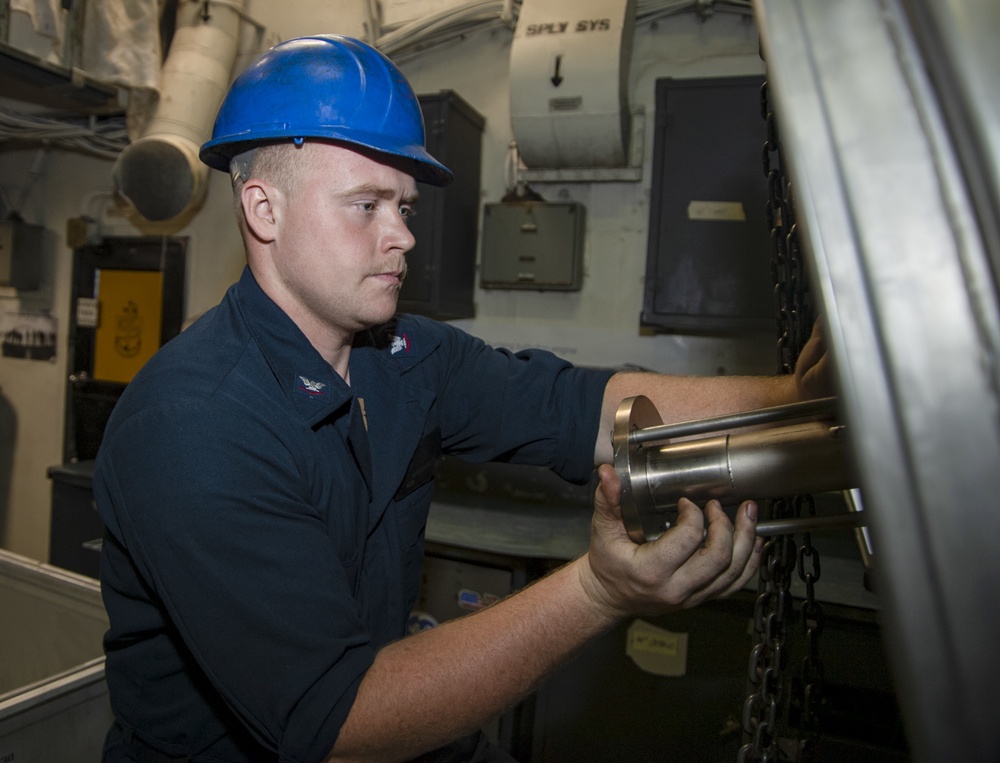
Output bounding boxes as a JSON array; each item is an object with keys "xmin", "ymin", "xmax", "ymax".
[{"xmin": 199, "ymin": 34, "xmax": 452, "ymax": 186}]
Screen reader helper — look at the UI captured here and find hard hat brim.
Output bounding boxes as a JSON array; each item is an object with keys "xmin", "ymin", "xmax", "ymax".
[{"xmin": 200, "ymin": 133, "xmax": 453, "ymax": 188}]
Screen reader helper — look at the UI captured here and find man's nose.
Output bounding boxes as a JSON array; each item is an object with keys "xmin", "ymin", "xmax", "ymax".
[{"xmin": 387, "ymin": 211, "xmax": 416, "ymax": 253}]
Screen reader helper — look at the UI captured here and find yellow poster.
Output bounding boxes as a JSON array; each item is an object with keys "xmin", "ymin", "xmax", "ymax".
[{"xmin": 94, "ymin": 269, "xmax": 164, "ymax": 383}]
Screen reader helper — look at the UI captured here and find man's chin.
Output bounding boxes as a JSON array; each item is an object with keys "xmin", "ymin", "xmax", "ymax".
[{"xmin": 360, "ymin": 300, "xmax": 400, "ymax": 329}]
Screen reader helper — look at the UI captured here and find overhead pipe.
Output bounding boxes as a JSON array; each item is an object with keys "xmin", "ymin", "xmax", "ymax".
[{"xmin": 112, "ymin": 0, "xmax": 244, "ymax": 224}]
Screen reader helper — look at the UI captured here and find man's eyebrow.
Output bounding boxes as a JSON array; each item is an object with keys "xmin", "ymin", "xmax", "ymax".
[{"xmin": 342, "ymin": 183, "xmax": 420, "ymax": 205}]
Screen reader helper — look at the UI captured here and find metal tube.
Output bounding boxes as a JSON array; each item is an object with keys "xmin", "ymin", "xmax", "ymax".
[
  {"xmin": 642, "ymin": 420, "xmax": 854, "ymax": 509},
  {"xmin": 630, "ymin": 396, "xmax": 838, "ymax": 445},
  {"xmin": 756, "ymin": 510, "xmax": 866, "ymax": 537},
  {"xmin": 614, "ymin": 395, "xmax": 858, "ymax": 543}
]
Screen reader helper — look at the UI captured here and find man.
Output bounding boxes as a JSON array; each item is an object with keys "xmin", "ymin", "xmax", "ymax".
[{"xmin": 95, "ymin": 35, "xmax": 825, "ymax": 762}]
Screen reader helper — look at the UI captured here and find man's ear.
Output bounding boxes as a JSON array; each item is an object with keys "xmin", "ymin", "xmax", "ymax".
[{"xmin": 241, "ymin": 180, "xmax": 279, "ymax": 243}]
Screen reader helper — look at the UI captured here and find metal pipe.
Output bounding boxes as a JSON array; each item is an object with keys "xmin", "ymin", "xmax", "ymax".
[
  {"xmin": 629, "ymin": 396, "xmax": 838, "ymax": 445},
  {"xmin": 756, "ymin": 509, "xmax": 866, "ymax": 537},
  {"xmin": 845, "ymin": 487, "xmax": 875, "ymax": 571}
]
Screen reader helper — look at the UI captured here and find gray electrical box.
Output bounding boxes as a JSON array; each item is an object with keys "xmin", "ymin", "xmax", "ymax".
[
  {"xmin": 480, "ymin": 202, "xmax": 585, "ymax": 290},
  {"xmin": 0, "ymin": 220, "xmax": 43, "ymax": 290}
]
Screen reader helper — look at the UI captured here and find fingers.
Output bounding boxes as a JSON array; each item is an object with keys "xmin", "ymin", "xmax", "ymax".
[
  {"xmin": 795, "ymin": 319, "xmax": 835, "ymax": 400},
  {"xmin": 665, "ymin": 499, "xmax": 737, "ymax": 601},
  {"xmin": 717, "ymin": 500, "xmax": 764, "ymax": 596},
  {"xmin": 586, "ymin": 464, "xmax": 762, "ymax": 617},
  {"xmin": 657, "ymin": 498, "xmax": 762, "ymax": 607},
  {"xmin": 798, "ymin": 319, "xmax": 825, "ymax": 366}
]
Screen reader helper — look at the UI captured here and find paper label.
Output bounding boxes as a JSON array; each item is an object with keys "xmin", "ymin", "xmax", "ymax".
[
  {"xmin": 626, "ymin": 619, "xmax": 688, "ymax": 676},
  {"xmin": 687, "ymin": 200, "xmax": 747, "ymax": 221}
]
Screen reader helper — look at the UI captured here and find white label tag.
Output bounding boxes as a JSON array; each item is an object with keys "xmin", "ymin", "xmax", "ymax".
[{"xmin": 687, "ymin": 200, "xmax": 747, "ymax": 222}]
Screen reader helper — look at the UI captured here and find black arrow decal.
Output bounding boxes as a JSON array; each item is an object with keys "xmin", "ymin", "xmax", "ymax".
[{"xmin": 551, "ymin": 55, "xmax": 563, "ymax": 87}]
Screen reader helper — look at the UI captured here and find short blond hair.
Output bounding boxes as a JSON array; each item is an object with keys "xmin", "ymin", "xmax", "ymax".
[{"xmin": 231, "ymin": 142, "xmax": 308, "ymax": 231}]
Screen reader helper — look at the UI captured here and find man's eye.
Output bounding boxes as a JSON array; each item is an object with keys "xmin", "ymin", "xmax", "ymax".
[{"xmin": 400, "ymin": 205, "xmax": 416, "ymax": 219}]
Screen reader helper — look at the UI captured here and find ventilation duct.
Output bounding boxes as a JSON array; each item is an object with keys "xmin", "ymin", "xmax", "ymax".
[
  {"xmin": 112, "ymin": 1, "xmax": 243, "ymax": 224},
  {"xmin": 509, "ymin": 0, "xmax": 636, "ymax": 169}
]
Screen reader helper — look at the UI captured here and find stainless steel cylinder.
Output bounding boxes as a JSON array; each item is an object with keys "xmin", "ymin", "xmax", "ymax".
[
  {"xmin": 614, "ymin": 395, "xmax": 857, "ymax": 543},
  {"xmin": 643, "ymin": 421, "xmax": 853, "ymax": 509}
]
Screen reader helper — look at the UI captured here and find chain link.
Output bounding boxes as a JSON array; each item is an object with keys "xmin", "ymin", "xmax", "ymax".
[
  {"xmin": 739, "ymin": 81, "xmax": 824, "ymax": 763},
  {"xmin": 739, "ymin": 502, "xmax": 796, "ymax": 763},
  {"xmin": 793, "ymin": 494, "xmax": 824, "ymax": 762}
]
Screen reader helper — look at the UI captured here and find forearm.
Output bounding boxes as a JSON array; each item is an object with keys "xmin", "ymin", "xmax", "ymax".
[
  {"xmin": 327, "ymin": 460, "xmax": 762, "ymax": 762},
  {"xmin": 325, "ymin": 556, "xmax": 618, "ymax": 763},
  {"xmin": 595, "ymin": 371, "xmax": 797, "ymax": 464}
]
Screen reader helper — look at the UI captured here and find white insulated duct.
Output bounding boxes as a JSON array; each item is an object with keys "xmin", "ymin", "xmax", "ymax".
[
  {"xmin": 112, "ymin": 0, "xmax": 243, "ymax": 223},
  {"xmin": 509, "ymin": 0, "xmax": 636, "ymax": 169}
]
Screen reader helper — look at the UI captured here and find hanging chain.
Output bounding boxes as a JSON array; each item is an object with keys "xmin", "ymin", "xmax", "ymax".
[
  {"xmin": 739, "ymin": 81, "xmax": 824, "ymax": 763},
  {"xmin": 794, "ymin": 494, "xmax": 824, "ymax": 760},
  {"xmin": 740, "ymin": 521, "xmax": 796, "ymax": 762},
  {"xmin": 763, "ymin": 80, "xmax": 811, "ymax": 377}
]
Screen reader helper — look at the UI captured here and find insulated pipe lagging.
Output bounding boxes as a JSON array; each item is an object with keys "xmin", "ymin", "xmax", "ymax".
[{"xmin": 112, "ymin": 1, "xmax": 244, "ymax": 223}]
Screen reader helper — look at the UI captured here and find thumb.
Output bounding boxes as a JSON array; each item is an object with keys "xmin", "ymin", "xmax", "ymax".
[{"xmin": 592, "ymin": 464, "xmax": 626, "ymax": 532}]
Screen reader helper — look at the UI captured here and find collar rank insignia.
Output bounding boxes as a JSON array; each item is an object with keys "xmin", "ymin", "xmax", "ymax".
[
  {"xmin": 390, "ymin": 334, "xmax": 410, "ymax": 355},
  {"xmin": 297, "ymin": 375, "xmax": 326, "ymax": 395}
]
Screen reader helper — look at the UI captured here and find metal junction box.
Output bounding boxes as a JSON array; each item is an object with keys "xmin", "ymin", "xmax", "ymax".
[{"xmin": 480, "ymin": 201, "xmax": 586, "ymax": 290}]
